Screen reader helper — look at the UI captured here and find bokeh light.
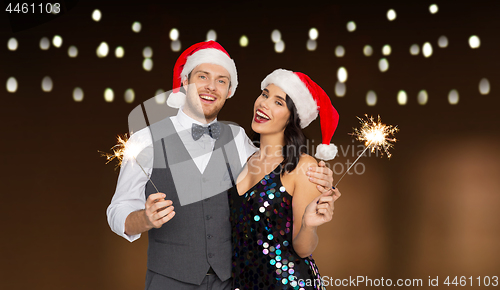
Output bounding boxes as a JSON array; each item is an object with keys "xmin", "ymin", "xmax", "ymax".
[
  {"xmin": 132, "ymin": 22, "xmax": 141, "ymax": 33},
  {"xmin": 469, "ymin": 35, "xmax": 480, "ymax": 49},
  {"xmin": 97, "ymin": 42, "xmax": 109, "ymax": 58},
  {"xmin": 143, "ymin": 58, "xmax": 153, "ymax": 71},
  {"xmin": 335, "ymin": 82, "xmax": 346, "ymax": 97},
  {"xmin": 6, "ymin": 77, "xmax": 17, "ymax": 93},
  {"xmin": 418, "ymin": 90, "xmax": 428, "ymax": 105},
  {"xmin": 92, "ymin": 9, "xmax": 101, "ymax": 22},
  {"xmin": 206, "ymin": 30, "xmax": 217, "ymax": 41},
  {"xmin": 104, "ymin": 88, "xmax": 114, "ymax": 102},
  {"xmin": 347, "ymin": 21, "xmax": 356, "ymax": 32},
  {"xmin": 41, "ymin": 76, "xmax": 53, "ymax": 92},
  {"xmin": 40, "ymin": 37, "xmax": 50, "ymax": 50},
  {"xmin": 275, "ymin": 40, "xmax": 285, "ymax": 53},
  {"xmin": 429, "ymin": 4, "xmax": 439, "ymax": 14},
  {"xmin": 422, "ymin": 42, "xmax": 433, "ymax": 57},
  {"xmin": 397, "ymin": 90, "xmax": 408, "ymax": 105},
  {"xmin": 309, "ymin": 28, "xmax": 318, "ymax": 40},
  {"xmin": 115, "ymin": 46, "xmax": 124, "ymax": 58},
  {"xmin": 143, "ymin": 46, "xmax": 153, "ymax": 58},
  {"xmin": 73, "ymin": 87, "xmax": 84, "ymax": 102},
  {"xmin": 335, "ymin": 46, "xmax": 345, "ymax": 57},
  {"xmin": 68, "ymin": 46, "xmax": 78, "ymax": 57},
  {"xmin": 448, "ymin": 89, "xmax": 459, "ymax": 105},
  {"xmin": 337, "ymin": 67, "xmax": 348, "ymax": 83},
  {"xmin": 410, "ymin": 44, "xmax": 420, "ymax": 55},
  {"xmin": 378, "ymin": 58, "xmax": 389, "ymax": 72},
  {"xmin": 124, "ymin": 89, "xmax": 135, "ymax": 103},
  {"xmin": 387, "ymin": 9, "xmax": 396, "ymax": 21},
  {"xmin": 155, "ymin": 89, "xmax": 166, "ymax": 104},
  {"xmin": 171, "ymin": 40, "xmax": 181, "ymax": 52},
  {"xmin": 7, "ymin": 37, "xmax": 18, "ymax": 51},
  {"xmin": 169, "ymin": 28, "xmax": 179, "ymax": 41},
  {"xmin": 306, "ymin": 39, "xmax": 317, "ymax": 51},
  {"xmin": 366, "ymin": 91, "xmax": 377, "ymax": 106},
  {"xmin": 382, "ymin": 44, "xmax": 391, "ymax": 56},
  {"xmin": 363, "ymin": 45, "xmax": 373, "ymax": 56},
  {"xmin": 438, "ymin": 36, "xmax": 448, "ymax": 48},
  {"xmin": 239, "ymin": 35, "xmax": 249, "ymax": 47},
  {"xmin": 52, "ymin": 35, "xmax": 62, "ymax": 48},
  {"xmin": 271, "ymin": 30, "xmax": 281, "ymax": 43},
  {"xmin": 479, "ymin": 78, "xmax": 490, "ymax": 95}
]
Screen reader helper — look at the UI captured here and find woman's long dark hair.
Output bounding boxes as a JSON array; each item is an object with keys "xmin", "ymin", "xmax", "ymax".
[{"xmin": 252, "ymin": 95, "xmax": 307, "ymax": 175}]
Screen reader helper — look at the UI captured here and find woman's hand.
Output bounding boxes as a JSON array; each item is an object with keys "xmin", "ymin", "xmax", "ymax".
[{"xmin": 302, "ymin": 188, "xmax": 341, "ymax": 229}]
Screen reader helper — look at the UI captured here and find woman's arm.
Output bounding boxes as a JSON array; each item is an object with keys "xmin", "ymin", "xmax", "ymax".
[{"xmin": 291, "ymin": 155, "xmax": 340, "ymax": 258}]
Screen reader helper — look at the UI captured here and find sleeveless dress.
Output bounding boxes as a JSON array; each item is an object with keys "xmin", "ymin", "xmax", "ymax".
[{"xmin": 228, "ymin": 163, "xmax": 325, "ymax": 290}]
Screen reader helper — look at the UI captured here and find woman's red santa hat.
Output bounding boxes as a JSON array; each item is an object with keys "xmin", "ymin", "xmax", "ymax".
[
  {"xmin": 261, "ymin": 69, "xmax": 340, "ymax": 160},
  {"xmin": 167, "ymin": 40, "xmax": 238, "ymax": 108}
]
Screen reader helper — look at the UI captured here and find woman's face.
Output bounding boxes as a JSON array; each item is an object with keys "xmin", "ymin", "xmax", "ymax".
[{"xmin": 252, "ymin": 84, "xmax": 291, "ymax": 136}]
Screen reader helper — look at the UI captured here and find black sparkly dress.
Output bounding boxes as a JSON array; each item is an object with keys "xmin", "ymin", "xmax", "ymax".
[{"xmin": 228, "ymin": 164, "xmax": 325, "ymax": 290}]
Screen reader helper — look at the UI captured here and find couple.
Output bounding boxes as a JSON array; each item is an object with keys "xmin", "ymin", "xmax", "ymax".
[{"xmin": 107, "ymin": 41, "xmax": 341, "ymax": 290}]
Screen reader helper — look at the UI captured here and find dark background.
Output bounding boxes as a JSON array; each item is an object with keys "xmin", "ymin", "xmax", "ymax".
[{"xmin": 1, "ymin": 0, "xmax": 499, "ymax": 289}]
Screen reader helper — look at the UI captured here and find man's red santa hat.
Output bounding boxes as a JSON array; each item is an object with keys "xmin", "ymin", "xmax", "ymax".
[
  {"xmin": 167, "ymin": 41, "xmax": 238, "ymax": 108},
  {"xmin": 261, "ymin": 69, "xmax": 340, "ymax": 160}
]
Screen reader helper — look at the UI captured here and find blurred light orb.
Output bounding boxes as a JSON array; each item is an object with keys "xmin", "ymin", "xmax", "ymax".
[
  {"xmin": 132, "ymin": 22, "xmax": 141, "ymax": 33},
  {"xmin": 378, "ymin": 58, "xmax": 389, "ymax": 72},
  {"xmin": 363, "ymin": 45, "xmax": 373, "ymax": 56},
  {"xmin": 239, "ymin": 35, "xmax": 249, "ymax": 47},
  {"xmin": 306, "ymin": 39, "xmax": 317, "ymax": 51},
  {"xmin": 275, "ymin": 40, "xmax": 285, "ymax": 53},
  {"xmin": 422, "ymin": 42, "xmax": 433, "ymax": 57},
  {"xmin": 143, "ymin": 46, "xmax": 153, "ymax": 58},
  {"xmin": 206, "ymin": 30, "xmax": 217, "ymax": 41},
  {"xmin": 155, "ymin": 89, "xmax": 166, "ymax": 104},
  {"xmin": 124, "ymin": 88, "xmax": 135, "ymax": 103},
  {"xmin": 73, "ymin": 87, "xmax": 84, "ymax": 102},
  {"xmin": 68, "ymin": 45, "xmax": 78, "ymax": 57},
  {"xmin": 438, "ymin": 36, "xmax": 448, "ymax": 48},
  {"xmin": 335, "ymin": 45, "xmax": 345, "ymax": 57},
  {"xmin": 479, "ymin": 78, "xmax": 490, "ymax": 95},
  {"xmin": 171, "ymin": 40, "xmax": 181, "ymax": 52},
  {"xmin": 143, "ymin": 58, "xmax": 153, "ymax": 71},
  {"xmin": 347, "ymin": 21, "xmax": 356, "ymax": 32},
  {"xmin": 418, "ymin": 90, "xmax": 428, "ymax": 105},
  {"xmin": 410, "ymin": 44, "xmax": 420, "ymax": 55},
  {"xmin": 337, "ymin": 67, "xmax": 348, "ymax": 83},
  {"xmin": 6, "ymin": 77, "xmax": 17, "ymax": 93},
  {"xmin": 387, "ymin": 9, "xmax": 396, "ymax": 21},
  {"xmin": 382, "ymin": 44, "xmax": 391, "ymax": 56},
  {"xmin": 42, "ymin": 76, "xmax": 53, "ymax": 92},
  {"xmin": 169, "ymin": 28, "xmax": 179, "ymax": 41},
  {"xmin": 469, "ymin": 35, "xmax": 480, "ymax": 49},
  {"xmin": 429, "ymin": 4, "xmax": 439, "ymax": 14},
  {"xmin": 397, "ymin": 90, "xmax": 407, "ymax": 105},
  {"xmin": 97, "ymin": 42, "xmax": 109, "ymax": 58},
  {"xmin": 448, "ymin": 89, "xmax": 459, "ymax": 105},
  {"xmin": 52, "ymin": 35, "xmax": 63, "ymax": 48},
  {"xmin": 104, "ymin": 88, "xmax": 114, "ymax": 102},
  {"xmin": 115, "ymin": 46, "xmax": 124, "ymax": 58},
  {"xmin": 92, "ymin": 9, "xmax": 101, "ymax": 22},
  {"xmin": 335, "ymin": 82, "xmax": 346, "ymax": 97},
  {"xmin": 366, "ymin": 91, "xmax": 377, "ymax": 106},
  {"xmin": 271, "ymin": 30, "xmax": 281, "ymax": 43},
  {"xmin": 40, "ymin": 37, "xmax": 50, "ymax": 50},
  {"xmin": 309, "ymin": 28, "xmax": 319, "ymax": 40},
  {"xmin": 7, "ymin": 38, "xmax": 18, "ymax": 51}
]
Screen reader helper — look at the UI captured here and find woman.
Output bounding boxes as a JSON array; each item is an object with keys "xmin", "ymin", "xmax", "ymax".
[{"xmin": 229, "ymin": 69, "xmax": 341, "ymax": 290}]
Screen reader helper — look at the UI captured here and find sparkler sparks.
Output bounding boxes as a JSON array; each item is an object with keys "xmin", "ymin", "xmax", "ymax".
[
  {"xmin": 100, "ymin": 133, "xmax": 159, "ymax": 193},
  {"xmin": 335, "ymin": 115, "xmax": 398, "ymax": 187}
]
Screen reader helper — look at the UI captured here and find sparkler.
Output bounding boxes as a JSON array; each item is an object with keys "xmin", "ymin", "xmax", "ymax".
[
  {"xmin": 100, "ymin": 133, "xmax": 159, "ymax": 193},
  {"xmin": 335, "ymin": 115, "xmax": 399, "ymax": 187}
]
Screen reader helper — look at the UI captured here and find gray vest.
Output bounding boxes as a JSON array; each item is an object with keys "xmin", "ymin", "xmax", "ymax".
[{"xmin": 144, "ymin": 117, "xmax": 242, "ymax": 285}]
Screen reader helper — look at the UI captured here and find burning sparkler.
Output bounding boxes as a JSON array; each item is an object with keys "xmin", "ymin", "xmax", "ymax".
[
  {"xmin": 100, "ymin": 133, "xmax": 159, "ymax": 193},
  {"xmin": 335, "ymin": 115, "xmax": 398, "ymax": 187}
]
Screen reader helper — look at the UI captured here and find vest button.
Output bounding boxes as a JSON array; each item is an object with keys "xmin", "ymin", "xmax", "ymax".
[
  {"xmin": 207, "ymin": 234, "xmax": 213, "ymax": 239},
  {"xmin": 206, "ymin": 215, "xmax": 212, "ymax": 220},
  {"xmin": 208, "ymin": 253, "xmax": 214, "ymax": 258}
]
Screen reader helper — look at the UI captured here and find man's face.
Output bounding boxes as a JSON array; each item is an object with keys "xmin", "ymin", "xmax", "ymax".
[{"xmin": 182, "ymin": 63, "xmax": 231, "ymax": 123}]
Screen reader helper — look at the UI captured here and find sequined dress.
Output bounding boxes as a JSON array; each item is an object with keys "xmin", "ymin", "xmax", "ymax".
[{"xmin": 229, "ymin": 164, "xmax": 325, "ymax": 290}]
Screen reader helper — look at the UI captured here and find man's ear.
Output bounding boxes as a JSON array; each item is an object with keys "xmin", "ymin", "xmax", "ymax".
[
  {"xmin": 181, "ymin": 77, "xmax": 189, "ymax": 92},
  {"xmin": 225, "ymin": 89, "xmax": 232, "ymax": 99}
]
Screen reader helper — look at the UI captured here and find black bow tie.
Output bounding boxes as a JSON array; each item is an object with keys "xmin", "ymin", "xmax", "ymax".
[{"xmin": 191, "ymin": 122, "xmax": 221, "ymax": 141}]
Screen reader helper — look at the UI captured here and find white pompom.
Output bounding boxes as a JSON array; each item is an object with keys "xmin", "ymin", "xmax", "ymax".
[
  {"xmin": 167, "ymin": 91, "xmax": 186, "ymax": 108},
  {"xmin": 315, "ymin": 143, "xmax": 338, "ymax": 161}
]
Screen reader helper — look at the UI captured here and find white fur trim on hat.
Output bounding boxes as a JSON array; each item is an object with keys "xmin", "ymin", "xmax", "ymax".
[
  {"xmin": 315, "ymin": 143, "xmax": 338, "ymax": 161},
  {"xmin": 181, "ymin": 48, "xmax": 238, "ymax": 98},
  {"xmin": 167, "ymin": 91, "xmax": 186, "ymax": 108},
  {"xmin": 261, "ymin": 69, "xmax": 318, "ymax": 128}
]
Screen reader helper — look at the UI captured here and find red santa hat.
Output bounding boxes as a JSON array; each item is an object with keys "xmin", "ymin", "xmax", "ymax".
[
  {"xmin": 261, "ymin": 69, "xmax": 340, "ymax": 160},
  {"xmin": 167, "ymin": 40, "xmax": 238, "ymax": 108}
]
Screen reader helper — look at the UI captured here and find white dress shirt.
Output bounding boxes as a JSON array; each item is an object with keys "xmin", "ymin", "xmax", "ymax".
[{"xmin": 106, "ymin": 109, "xmax": 257, "ymax": 242}]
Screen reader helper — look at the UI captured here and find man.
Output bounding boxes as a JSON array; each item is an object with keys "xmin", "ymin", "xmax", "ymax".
[{"xmin": 107, "ymin": 41, "xmax": 335, "ymax": 290}]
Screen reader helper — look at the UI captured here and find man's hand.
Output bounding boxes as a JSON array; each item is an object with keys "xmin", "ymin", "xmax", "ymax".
[
  {"xmin": 306, "ymin": 160, "xmax": 334, "ymax": 194},
  {"xmin": 144, "ymin": 193, "xmax": 176, "ymax": 229}
]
